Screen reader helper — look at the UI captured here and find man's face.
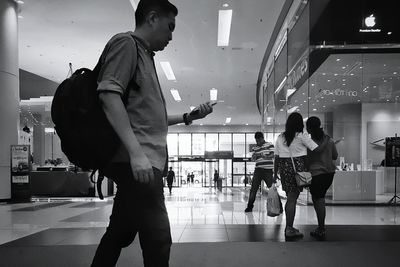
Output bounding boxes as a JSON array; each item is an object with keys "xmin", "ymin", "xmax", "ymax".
[
  {"xmin": 255, "ymin": 137, "xmax": 264, "ymax": 146},
  {"xmin": 151, "ymin": 12, "xmax": 175, "ymax": 51}
]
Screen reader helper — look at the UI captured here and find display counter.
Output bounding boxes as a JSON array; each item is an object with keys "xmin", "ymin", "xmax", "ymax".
[
  {"xmin": 332, "ymin": 170, "xmax": 382, "ymax": 201},
  {"xmin": 30, "ymin": 170, "xmax": 94, "ymax": 197}
]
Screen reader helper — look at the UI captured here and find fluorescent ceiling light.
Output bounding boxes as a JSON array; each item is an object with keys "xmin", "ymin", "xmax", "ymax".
[
  {"xmin": 210, "ymin": 88, "xmax": 218, "ymax": 101},
  {"xmin": 218, "ymin": 10, "xmax": 232, "ymax": 46},
  {"xmin": 225, "ymin": 117, "xmax": 231, "ymax": 123},
  {"xmin": 286, "ymin": 88, "xmax": 296, "ymax": 98},
  {"xmin": 160, "ymin": 61, "xmax": 176, "ymax": 80},
  {"xmin": 288, "ymin": 106, "xmax": 299, "ymax": 113},
  {"xmin": 128, "ymin": 0, "xmax": 137, "ymax": 10},
  {"xmin": 170, "ymin": 89, "xmax": 181, "ymax": 102}
]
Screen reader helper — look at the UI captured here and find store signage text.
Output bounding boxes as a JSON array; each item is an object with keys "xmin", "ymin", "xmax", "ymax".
[
  {"xmin": 286, "ymin": 58, "xmax": 308, "ymax": 90},
  {"xmin": 316, "ymin": 89, "xmax": 358, "ymax": 98},
  {"xmin": 359, "ymin": 14, "xmax": 381, "ymax": 33}
]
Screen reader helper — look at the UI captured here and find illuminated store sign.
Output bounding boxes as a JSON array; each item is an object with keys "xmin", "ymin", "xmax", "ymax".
[
  {"xmin": 359, "ymin": 14, "xmax": 381, "ymax": 33},
  {"xmin": 286, "ymin": 58, "xmax": 308, "ymax": 90},
  {"xmin": 315, "ymin": 89, "xmax": 358, "ymax": 98}
]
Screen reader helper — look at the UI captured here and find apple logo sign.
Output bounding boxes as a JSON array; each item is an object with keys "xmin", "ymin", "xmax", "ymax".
[{"xmin": 365, "ymin": 14, "xmax": 376, "ymax": 27}]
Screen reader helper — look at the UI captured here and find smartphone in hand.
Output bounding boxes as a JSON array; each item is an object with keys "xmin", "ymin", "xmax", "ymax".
[{"xmin": 190, "ymin": 101, "xmax": 217, "ymax": 116}]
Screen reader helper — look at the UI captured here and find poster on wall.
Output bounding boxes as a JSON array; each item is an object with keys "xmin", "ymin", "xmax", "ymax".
[
  {"xmin": 385, "ymin": 137, "xmax": 400, "ymax": 167},
  {"xmin": 10, "ymin": 145, "xmax": 31, "ymax": 202}
]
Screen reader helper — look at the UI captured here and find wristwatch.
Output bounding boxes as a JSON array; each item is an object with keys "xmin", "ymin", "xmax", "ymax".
[{"xmin": 183, "ymin": 113, "xmax": 192, "ymax": 125}]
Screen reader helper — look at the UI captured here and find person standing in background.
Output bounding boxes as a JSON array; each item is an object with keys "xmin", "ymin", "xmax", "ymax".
[
  {"xmin": 306, "ymin": 116, "xmax": 338, "ymax": 240},
  {"xmin": 244, "ymin": 132, "xmax": 275, "ymax": 212}
]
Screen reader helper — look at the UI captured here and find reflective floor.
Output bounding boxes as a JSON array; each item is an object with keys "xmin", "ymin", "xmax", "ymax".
[{"xmin": 1, "ymin": 187, "xmax": 400, "ymax": 246}]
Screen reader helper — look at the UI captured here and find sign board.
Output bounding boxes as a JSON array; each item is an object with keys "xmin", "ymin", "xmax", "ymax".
[
  {"xmin": 385, "ymin": 137, "xmax": 400, "ymax": 167},
  {"xmin": 10, "ymin": 145, "xmax": 31, "ymax": 202},
  {"xmin": 204, "ymin": 151, "xmax": 233, "ymax": 159}
]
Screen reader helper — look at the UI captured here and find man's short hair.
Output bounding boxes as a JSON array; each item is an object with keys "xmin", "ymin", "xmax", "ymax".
[
  {"xmin": 135, "ymin": 0, "xmax": 178, "ymax": 26},
  {"xmin": 254, "ymin": 132, "xmax": 264, "ymax": 139}
]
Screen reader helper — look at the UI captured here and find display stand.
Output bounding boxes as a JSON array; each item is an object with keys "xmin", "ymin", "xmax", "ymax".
[{"xmin": 385, "ymin": 135, "xmax": 400, "ymax": 204}]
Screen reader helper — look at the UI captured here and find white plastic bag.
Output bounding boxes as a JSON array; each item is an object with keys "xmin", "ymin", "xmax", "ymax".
[{"xmin": 267, "ymin": 184, "xmax": 283, "ymax": 217}]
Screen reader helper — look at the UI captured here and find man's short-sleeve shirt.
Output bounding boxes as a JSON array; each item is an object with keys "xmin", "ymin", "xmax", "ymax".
[{"xmin": 96, "ymin": 32, "xmax": 168, "ymax": 171}]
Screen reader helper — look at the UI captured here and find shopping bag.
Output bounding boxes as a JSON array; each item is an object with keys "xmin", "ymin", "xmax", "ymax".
[{"xmin": 267, "ymin": 185, "xmax": 283, "ymax": 217}]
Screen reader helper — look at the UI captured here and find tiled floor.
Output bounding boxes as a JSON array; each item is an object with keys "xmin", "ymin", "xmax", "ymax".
[{"xmin": 1, "ymin": 187, "xmax": 400, "ymax": 246}]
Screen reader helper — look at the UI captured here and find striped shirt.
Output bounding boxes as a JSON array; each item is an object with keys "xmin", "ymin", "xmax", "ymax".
[{"xmin": 252, "ymin": 141, "xmax": 274, "ymax": 169}]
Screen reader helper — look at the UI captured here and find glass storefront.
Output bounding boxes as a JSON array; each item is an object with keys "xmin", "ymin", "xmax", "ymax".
[{"xmin": 257, "ymin": 0, "xmax": 400, "ymax": 204}]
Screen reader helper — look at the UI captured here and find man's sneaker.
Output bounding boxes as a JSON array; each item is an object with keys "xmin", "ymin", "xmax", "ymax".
[
  {"xmin": 310, "ymin": 227, "xmax": 326, "ymax": 240},
  {"xmin": 285, "ymin": 227, "xmax": 304, "ymax": 239},
  {"xmin": 244, "ymin": 207, "xmax": 253, "ymax": 212}
]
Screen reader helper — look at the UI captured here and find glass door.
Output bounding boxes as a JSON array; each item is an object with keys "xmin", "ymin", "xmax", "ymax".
[
  {"xmin": 204, "ymin": 160, "xmax": 218, "ymax": 187},
  {"xmin": 179, "ymin": 161, "xmax": 204, "ymax": 187}
]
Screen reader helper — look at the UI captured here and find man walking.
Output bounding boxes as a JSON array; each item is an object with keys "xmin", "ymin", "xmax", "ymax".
[
  {"xmin": 166, "ymin": 167, "xmax": 175, "ymax": 194},
  {"xmin": 91, "ymin": 1, "xmax": 214, "ymax": 266},
  {"xmin": 245, "ymin": 132, "xmax": 275, "ymax": 212}
]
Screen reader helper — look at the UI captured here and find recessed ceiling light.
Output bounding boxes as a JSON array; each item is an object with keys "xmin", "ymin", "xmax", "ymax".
[
  {"xmin": 323, "ymin": 105, "xmax": 326, "ymax": 108},
  {"xmin": 388, "ymin": 32, "xmax": 392, "ymax": 35},
  {"xmin": 342, "ymin": 67, "xmax": 346, "ymax": 69},
  {"xmin": 222, "ymin": 3, "xmax": 229, "ymax": 7},
  {"xmin": 225, "ymin": 117, "xmax": 231, "ymax": 123},
  {"xmin": 160, "ymin": 61, "xmax": 176, "ymax": 80},
  {"xmin": 342, "ymin": 79, "xmax": 346, "ymax": 82},
  {"xmin": 327, "ymin": 80, "xmax": 331, "ymax": 82},
  {"xmin": 351, "ymin": 73, "xmax": 355, "ymax": 76},
  {"xmin": 333, "ymin": 99, "xmax": 336, "ymax": 102},
  {"xmin": 334, "ymin": 74, "xmax": 338, "ymax": 76},
  {"xmin": 200, "ymin": 123, "xmax": 203, "ymax": 126},
  {"xmin": 210, "ymin": 88, "xmax": 218, "ymax": 101},
  {"xmin": 218, "ymin": 10, "xmax": 233, "ymax": 46},
  {"xmin": 394, "ymin": 72, "xmax": 398, "ymax": 75},
  {"xmin": 313, "ymin": 108, "xmax": 317, "ymax": 111},
  {"xmin": 245, "ymin": 123, "xmax": 249, "ymax": 126},
  {"xmin": 322, "ymin": 73, "xmax": 326, "ymax": 75},
  {"xmin": 170, "ymin": 89, "xmax": 181, "ymax": 102},
  {"xmin": 336, "ymin": 59, "xmax": 341, "ymax": 61}
]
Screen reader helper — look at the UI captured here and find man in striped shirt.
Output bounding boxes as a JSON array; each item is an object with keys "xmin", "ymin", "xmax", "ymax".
[{"xmin": 245, "ymin": 132, "xmax": 275, "ymax": 212}]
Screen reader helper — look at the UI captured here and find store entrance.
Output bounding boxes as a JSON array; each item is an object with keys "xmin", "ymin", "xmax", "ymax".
[{"xmin": 180, "ymin": 161, "xmax": 203, "ymax": 187}]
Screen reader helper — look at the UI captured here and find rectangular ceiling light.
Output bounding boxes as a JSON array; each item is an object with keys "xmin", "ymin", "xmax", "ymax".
[
  {"xmin": 160, "ymin": 61, "xmax": 176, "ymax": 80},
  {"xmin": 288, "ymin": 106, "xmax": 299, "ymax": 113},
  {"xmin": 210, "ymin": 88, "xmax": 218, "ymax": 101},
  {"xmin": 170, "ymin": 89, "xmax": 181, "ymax": 102},
  {"xmin": 286, "ymin": 88, "xmax": 296, "ymax": 99},
  {"xmin": 218, "ymin": 10, "xmax": 233, "ymax": 46},
  {"xmin": 129, "ymin": 0, "xmax": 137, "ymax": 11},
  {"xmin": 225, "ymin": 117, "xmax": 231, "ymax": 123}
]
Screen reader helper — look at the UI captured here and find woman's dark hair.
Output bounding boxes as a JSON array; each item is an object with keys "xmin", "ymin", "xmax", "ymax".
[
  {"xmin": 306, "ymin": 116, "xmax": 324, "ymax": 141},
  {"xmin": 135, "ymin": 0, "xmax": 178, "ymax": 26},
  {"xmin": 283, "ymin": 112, "xmax": 304, "ymax": 146}
]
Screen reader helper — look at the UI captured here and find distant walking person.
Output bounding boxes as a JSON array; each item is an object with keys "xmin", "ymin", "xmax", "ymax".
[
  {"xmin": 166, "ymin": 167, "xmax": 175, "ymax": 195},
  {"xmin": 213, "ymin": 170, "xmax": 219, "ymax": 189},
  {"xmin": 306, "ymin": 117, "xmax": 338, "ymax": 240},
  {"xmin": 91, "ymin": 1, "xmax": 214, "ymax": 266},
  {"xmin": 274, "ymin": 112, "xmax": 327, "ymax": 239},
  {"xmin": 245, "ymin": 132, "xmax": 275, "ymax": 212}
]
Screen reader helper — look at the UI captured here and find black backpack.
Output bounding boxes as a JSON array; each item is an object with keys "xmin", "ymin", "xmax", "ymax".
[{"xmin": 51, "ymin": 35, "xmax": 138, "ymax": 199}]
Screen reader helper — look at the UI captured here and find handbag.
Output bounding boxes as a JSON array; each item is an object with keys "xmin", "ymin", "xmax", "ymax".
[{"xmin": 289, "ymin": 150, "xmax": 312, "ymax": 187}]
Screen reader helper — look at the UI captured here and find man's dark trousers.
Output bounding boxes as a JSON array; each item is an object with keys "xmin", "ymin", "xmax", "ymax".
[
  {"xmin": 91, "ymin": 164, "xmax": 172, "ymax": 267},
  {"xmin": 246, "ymin": 168, "xmax": 273, "ymax": 209}
]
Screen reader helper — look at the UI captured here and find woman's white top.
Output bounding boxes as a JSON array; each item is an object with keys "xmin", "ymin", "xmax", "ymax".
[{"xmin": 274, "ymin": 132, "xmax": 318, "ymax": 158}]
